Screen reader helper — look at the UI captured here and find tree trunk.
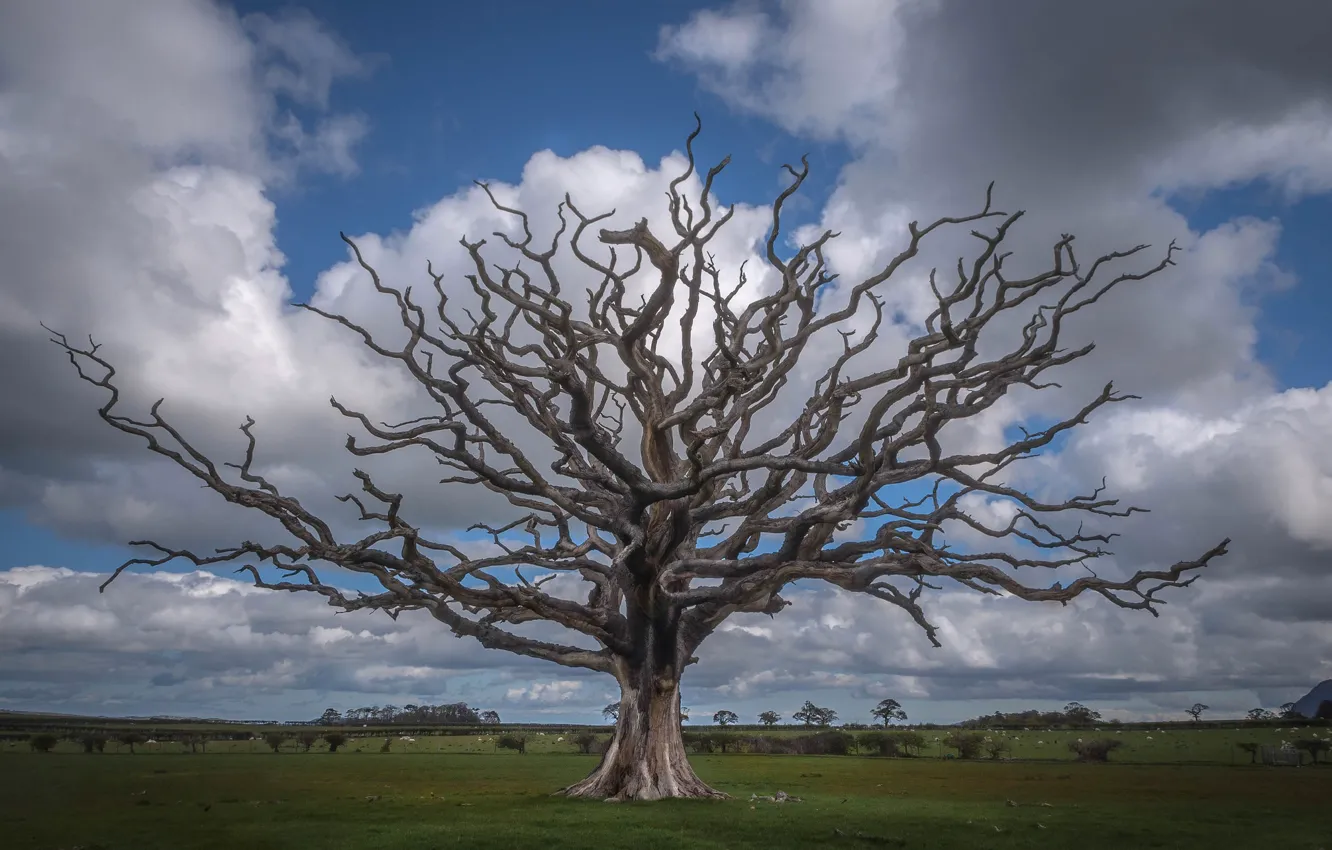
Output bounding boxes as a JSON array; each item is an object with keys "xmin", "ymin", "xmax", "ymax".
[{"xmin": 559, "ymin": 660, "xmax": 725, "ymax": 801}]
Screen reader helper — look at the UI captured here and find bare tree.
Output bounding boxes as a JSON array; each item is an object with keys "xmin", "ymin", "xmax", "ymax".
[
  {"xmin": 1186, "ymin": 703, "xmax": 1209, "ymax": 722},
  {"xmin": 871, "ymin": 698, "xmax": 907, "ymax": 727},
  {"xmin": 48, "ymin": 118, "xmax": 1228, "ymax": 800}
]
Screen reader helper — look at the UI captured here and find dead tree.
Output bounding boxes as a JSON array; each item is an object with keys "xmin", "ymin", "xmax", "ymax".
[{"xmin": 48, "ymin": 118, "xmax": 1228, "ymax": 800}]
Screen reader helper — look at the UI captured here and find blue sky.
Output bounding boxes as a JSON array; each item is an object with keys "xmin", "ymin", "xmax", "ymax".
[{"xmin": 2, "ymin": 0, "xmax": 1330, "ymax": 725}]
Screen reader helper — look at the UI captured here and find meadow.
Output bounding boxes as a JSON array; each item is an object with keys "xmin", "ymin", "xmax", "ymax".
[
  {"xmin": 3, "ymin": 741, "xmax": 1330, "ymax": 849},
  {"xmin": 3, "ymin": 723, "xmax": 1327, "ymax": 764}
]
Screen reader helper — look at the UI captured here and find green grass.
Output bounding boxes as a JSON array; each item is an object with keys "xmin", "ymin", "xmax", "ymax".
[
  {"xmin": 7, "ymin": 724, "xmax": 1327, "ymax": 764},
  {"xmin": 3, "ymin": 751, "xmax": 1329, "ymax": 849}
]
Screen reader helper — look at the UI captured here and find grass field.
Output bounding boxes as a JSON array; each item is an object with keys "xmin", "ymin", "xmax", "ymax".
[
  {"xmin": 2, "ymin": 751, "xmax": 1329, "ymax": 849},
  {"xmin": 4, "ymin": 724, "xmax": 1327, "ymax": 765}
]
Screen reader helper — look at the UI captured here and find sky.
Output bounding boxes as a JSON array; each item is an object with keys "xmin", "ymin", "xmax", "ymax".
[{"xmin": 1, "ymin": 0, "xmax": 1330, "ymax": 726}]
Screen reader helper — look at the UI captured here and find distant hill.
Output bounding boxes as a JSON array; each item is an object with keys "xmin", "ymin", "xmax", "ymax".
[{"xmin": 1292, "ymin": 680, "xmax": 1332, "ymax": 718}]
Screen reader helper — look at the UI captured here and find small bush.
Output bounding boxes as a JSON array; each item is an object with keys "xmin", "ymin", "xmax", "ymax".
[
  {"xmin": 794, "ymin": 731, "xmax": 853, "ymax": 756},
  {"xmin": 743, "ymin": 735, "xmax": 796, "ymax": 755},
  {"xmin": 572, "ymin": 732, "xmax": 599, "ymax": 754},
  {"xmin": 684, "ymin": 733, "xmax": 715, "ymax": 754},
  {"xmin": 857, "ymin": 732, "xmax": 901, "ymax": 757},
  {"xmin": 1068, "ymin": 738, "xmax": 1124, "ymax": 762},
  {"xmin": 983, "ymin": 738, "xmax": 1012, "ymax": 760},
  {"xmin": 378, "ymin": 737, "xmax": 392, "ymax": 753},
  {"xmin": 296, "ymin": 732, "xmax": 319, "ymax": 752},
  {"xmin": 29, "ymin": 734, "xmax": 59, "ymax": 753},
  {"xmin": 323, "ymin": 733, "xmax": 348, "ymax": 753},
  {"xmin": 496, "ymin": 734, "xmax": 526, "ymax": 754},
  {"xmin": 1237, "ymin": 742, "xmax": 1259, "ymax": 764},
  {"xmin": 945, "ymin": 732, "xmax": 985, "ymax": 759}
]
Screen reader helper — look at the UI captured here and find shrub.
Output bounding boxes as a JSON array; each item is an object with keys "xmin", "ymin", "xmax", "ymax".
[
  {"xmin": 263, "ymin": 732, "xmax": 289, "ymax": 753},
  {"xmin": 794, "ymin": 731, "xmax": 853, "ymax": 755},
  {"xmin": 983, "ymin": 738, "xmax": 1012, "ymax": 760},
  {"xmin": 29, "ymin": 734, "xmax": 59, "ymax": 753},
  {"xmin": 684, "ymin": 732, "xmax": 715, "ymax": 754},
  {"xmin": 323, "ymin": 733, "xmax": 348, "ymax": 753},
  {"xmin": 857, "ymin": 732, "xmax": 901, "ymax": 757},
  {"xmin": 743, "ymin": 735, "xmax": 796, "ymax": 755},
  {"xmin": 1068, "ymin": 738, "xmax": 1124, "ymax": 762},
  {"xmin": 572, "ymin": 732, "xmax": 599, "ymax": 754},
  {"xmin": 1236, "ymin": 741, "xmax": 1259, "ymax": 764},
  {"xmin": 79, "ymin": 734, "xmax": 108, "ymax": 754},
  {"xmin": 496, "ymin": 734, "xmax": 526, "ymax": 754},
  {"xmin": 296, "ymin": 732, "xmax": 319, "ymax": 752},
  {"xmin": 944, "ymin": 732, "xmax": 985, "ymax": 759},
  {"xmin": 378, "ymin": 737, "xmax": 392, "ymax": 753}
]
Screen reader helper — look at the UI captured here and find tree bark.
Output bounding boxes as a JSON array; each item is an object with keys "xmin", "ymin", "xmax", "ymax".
[{"xmin": 558, "ymin": 657, "xmax": 725, "ymax": 801}]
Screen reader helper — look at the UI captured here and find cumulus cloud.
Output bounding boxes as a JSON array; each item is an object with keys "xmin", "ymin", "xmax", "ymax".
[
  {"xmin": 2, "ymin": 0, "xmax": 1330, "ymax": 724},
  {"xmin": 0, "ymin": 566, "xmax": 581, "ymax": 719}
]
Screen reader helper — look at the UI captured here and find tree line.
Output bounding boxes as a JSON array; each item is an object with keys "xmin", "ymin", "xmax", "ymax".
[{"xmin": 314, "ymin": 703, "xmax": 500, "ymax": 726}]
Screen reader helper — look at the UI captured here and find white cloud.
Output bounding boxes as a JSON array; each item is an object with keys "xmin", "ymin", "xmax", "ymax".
[{"xmin": 2, "ymin": 0, "xmax": 1331, "ymax": 725}]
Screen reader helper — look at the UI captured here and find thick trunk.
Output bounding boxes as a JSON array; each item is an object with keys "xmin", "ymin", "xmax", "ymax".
[{"xmin": 559, "ymin": 661, "xmax": 725, "ymax": 801}]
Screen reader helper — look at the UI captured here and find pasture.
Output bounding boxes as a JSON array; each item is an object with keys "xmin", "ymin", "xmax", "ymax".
[
  {"xmin": 3, "ymin": 723, "xmax": 1327, "ymax": 764},
  {"xmin": 3, "ymin": 748, "xmax": 1329, "ymax": 849}
]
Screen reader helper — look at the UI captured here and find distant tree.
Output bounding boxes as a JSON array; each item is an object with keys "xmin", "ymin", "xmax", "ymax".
[
  {"xmin": 758, "ymin": 711, "xmax": 781, "ymax": 727},
  {"xmin": 296, "ymin": 732, "xmax": 319, "ymax": 752},
  {"xmin": 1246, "ymin": 708, "xmax": 1275, "ymax": 721},
  {"xmin": 79, "ymin": 734, "xmax": 108, "ymax": 754},
  {"xmin": 871, "ymin": 698, "xmax": 907, "ymax": 727},
  {"xmin": 1185, "ymin": 703, "xmax": 1209, "ymax": 722},
  {"xmin": 1236, "ymin": 742, "xmax": 1259, "ymax": 764},
  {"xmin": 793, "ymin": 701, "xmax": 837, "ymax": 727},
  {"xmin": 1315, "ymin": 700, "xmax": 1332, "ymax": 721},
  {"xmin": 713, "ymin": 710, "xmax": 739, "ymax": 727},
  {"xmin": 1293, "ymin": 738, "xmax": 1329, "ymax": 765},
  {"xmin": 184, "ymin": 734, "xmax": 207, "ymax": 753},
  {"xmin": 496, "ymin": 734, "xmax": 527, "ymax": 754},
  {"xmin": 29, "ymin": 734, "xmax": 59, "ymax": 753},
  {"xmin": 602, "ymin": 703, "xmax": 620, "ymax": 722},
  {"xmin": 318, "ymin": 708, "xmax": 342, "ymax": 725},
  {"xmin": 895, "ymin": 730, "xmax": 927, "ymax": 756},
  {"xmin": 1063, "ymin": 701, "xmax": 1101, "ymax": 726},
  {"xmin": 323, "ymin": 733, "xmax": 348, "ymax": 753},
  {"xmin": 118, "ymin": 733, "xmax": 144, "ymax": 754},
  {"xmin": 680, "ymin": 706, "xmax": 691, "ymax": 723},
  {"xmin": 263, "ymin": 732, "xmax": 289, "ymax": 753},
  {"xmin": 379, "ymin": 737, "xmax": 392, "ymax": 753},
  {"xmin": 479, "ymin": 710, "xmax": 502, "ymax": 724},
  {"xmin": 1278, "ymin": 702, "xmax": 1300, "ymax": 719}
]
